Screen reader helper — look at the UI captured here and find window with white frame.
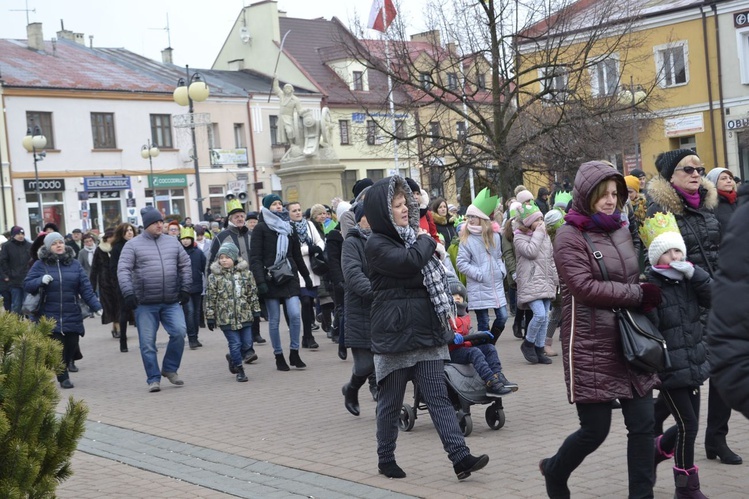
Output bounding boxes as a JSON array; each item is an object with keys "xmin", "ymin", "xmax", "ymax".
[
  {"xmin": 737, "ymin": 29, "xmax": 749, "ymax": 84},
  {"xmin": 590, "ymin": 57, "xmax": 619, "ymax": 97},
  {"xmin": 539, "ymin": 66, "xmax": 569, "ymax": 100},
  {"xmin": 419, "ymin": 72, "xmax": 433, "ymax": 90},
  {"xmin": 654, "ymin": 41, "xmax": 688, "ymax": 88}
]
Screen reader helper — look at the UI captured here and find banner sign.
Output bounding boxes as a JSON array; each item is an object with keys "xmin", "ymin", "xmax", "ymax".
[
  {"xmin": 24, "ymin": 178, "xmax": 65, "ymax": 192},
  {"xmin": 210, "ymin": 148, "xmax": 249, "ymax": 166},
  {"xmin": 149, "ymin": 174, "xmax": 188, "ymax": 188},
  {"xmin": 84, "ymin": 176, "xmax": 131, "ymax": 191}
]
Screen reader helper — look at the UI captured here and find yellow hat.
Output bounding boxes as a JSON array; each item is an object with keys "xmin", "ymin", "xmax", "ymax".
[
  {"xmin": 179, "ymin": 226, "xmax": 195, "ymax": 240},
  {"xmin": 624, "ymin": 175, "xmax": 640, "ymax": 192}
]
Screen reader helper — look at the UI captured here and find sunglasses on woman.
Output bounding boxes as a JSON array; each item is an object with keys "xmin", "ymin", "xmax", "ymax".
[{"xmin": 675, "ymin": 166, "xmax": 705, "ymax": 175}]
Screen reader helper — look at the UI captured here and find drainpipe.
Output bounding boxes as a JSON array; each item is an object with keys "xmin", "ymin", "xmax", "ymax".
[
  {"xmin": 0, "ymin": 91, "xmax": 9, "ymax": 231},
  {"xmin": 246, "ymin": 94, "xmax": 260, "ymax": 210},
  {"xmin": 701, "ymin": 5, "xmax": 719, "ymax": 168},
  {"xmin": 711, "ymin": 2, "xmax": 729, "ymax": 166}
]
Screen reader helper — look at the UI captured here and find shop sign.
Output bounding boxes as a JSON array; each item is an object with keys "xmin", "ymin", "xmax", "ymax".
[
  {"xmin": 664, "ymin": 114, "xmax": 704, "ymax": 138},
  {"xmin": 24, "ymin": 178, "xmax": 66, "ymax": 192},
  {"xmin": 210, "ymin": 148, "xmax": 248, "ymax": 166},
  {"xmin": 84, "ymin": 176, "xmax": 131, "ymax": 191},
  {"xmin": 149, "ymin": 174, "xmax": 188, "ymax": 188},
  {"xmin": 734, "ymin": 10, "xmax": 749, "ymax": 28},
  {"xmin": 726, "ymin": 115, "xmax": 749, "ymax": 131}
]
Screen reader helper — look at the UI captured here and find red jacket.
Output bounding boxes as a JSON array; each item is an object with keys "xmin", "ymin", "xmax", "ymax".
[{"xmin": 420, "ymin": 210, "xmax": 441, "ymax": 244}]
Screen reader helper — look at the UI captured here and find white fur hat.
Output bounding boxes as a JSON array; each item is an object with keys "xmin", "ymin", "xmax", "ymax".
[
  {"xmin": 648, "ymin": 231, "xmax": 687, "ymax": 267},
  {"xmin": 516, "ymin": 190, "xmax": 534, "ymax": 204}
]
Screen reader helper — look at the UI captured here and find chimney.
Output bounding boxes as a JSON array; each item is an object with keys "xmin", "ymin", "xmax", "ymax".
[
  {"xmin": 410, "ymin": 29, "xmax": 441, "ymax": 47},
  {"xmin": 27, "ymin": 23, "xmax": 44, "ymax": 51},
  {"xmin": 57, "ymin": 29, "xmax": 85, "ymax": 45},
  {"xmin": 161, "ymin": 47, "xmax": 173, "ymax": 64}
]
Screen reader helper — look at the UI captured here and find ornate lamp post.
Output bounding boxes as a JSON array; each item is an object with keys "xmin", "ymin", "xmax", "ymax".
[
  {"xmin": 140, "ymin": 140, "xmax": 160, "ymax": 207},
  {"xmin": 173, "ymin": 65, "xmax": 209, "ymax": 215},
  {"xmin": 618, "ymin": 76, "xmax": 647, "ymax": 170},
  {"xmin": 22, "ymin": 124, "xmax": 47, "ymax": 233}
]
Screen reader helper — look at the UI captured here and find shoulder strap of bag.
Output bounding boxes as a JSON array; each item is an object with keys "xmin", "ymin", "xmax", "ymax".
[
  {"xmin": 581, "ymin": 232, "xmax": 610, "ymax": 281},
  {"xmin": 679, "ymin": 216, "xmax": 715, "ymax": 277}
]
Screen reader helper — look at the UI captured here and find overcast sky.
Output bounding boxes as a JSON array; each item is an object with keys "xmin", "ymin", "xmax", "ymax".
[{"xmin": 0, "ymin": 0, "xmax": 428, "ymax": 68}]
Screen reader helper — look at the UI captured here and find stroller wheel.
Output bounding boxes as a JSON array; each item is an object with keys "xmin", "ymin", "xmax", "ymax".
[
  {"xmin": 485, "ymin": 405, "xmax": 505, "ymax": 430},
  {"xmin": 458, "ymin": 412, "xmax": 473, "ymax": 437},
  {"xmin": 398, "ymin": 404, "xmax": 415, "ymax": 432}
]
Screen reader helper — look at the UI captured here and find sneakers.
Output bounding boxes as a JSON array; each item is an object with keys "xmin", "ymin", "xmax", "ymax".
[
  {"xmin": 226, "ymin": 354, "xmax": 239, "ymax": 374},
  {"xmin": 161, "ymin": 371, "xmax": 184, "ymax": 386},
  {"xmin": 243, "ymin": 352, "xmax": 258, "ymax": 364},
  {"xmin": 535, "ymin": 347, "xmax": 553, "ymax": 365},
  {"xmin": 486, "ymin": 374, "xmax": 511, "ymax": 397},
  {"xmin": 454, "ymin": 454, "xmax": 489, "ymax": 480},
  {"xmin": 378, "ymin": 461, "xmax": 406, "ymax": 479},
  {"xmin": 59, "ymin": 379, "xmax": 74, "ymax": 389},
  {"xmin": 148, "ymin": 381, "xmax": 161, "ymax": 393},
  {"xmin": 236, "ymin": 366, "xmax": 248, "ymax": 382},
  {"xmin": 497, "ymin": 372, "xmax": 519, "ymax": 392},
  {"xmin": 520, "ymin": 340, "xmax": 538, "ymax": 364}
]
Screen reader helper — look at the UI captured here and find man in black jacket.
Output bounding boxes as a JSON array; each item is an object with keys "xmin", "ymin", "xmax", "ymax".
[
  {"xmin": 0, "ymin": 226, "xmax": 32, "ymax": 315},
  {"xmin": 66, "ymin": 228, "xmax": 83, "ymax": 257}
]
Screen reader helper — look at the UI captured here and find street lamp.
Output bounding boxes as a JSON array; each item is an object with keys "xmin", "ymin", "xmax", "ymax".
[
  {"xmin": 22, "ymin": 124, "xmax": 47, "ymax": 233},
  {"xmin": 618, "ymin": 76, "xmax": 647, "ymax": 170},
  {"xmin": 140, "ymin": 140, "xmax": 160, "ymax": 207},
  {"xmin": 173, "ymin": 65, "xmax": 209, "ymax": 216}
]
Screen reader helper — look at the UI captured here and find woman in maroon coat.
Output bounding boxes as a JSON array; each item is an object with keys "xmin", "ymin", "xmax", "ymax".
[{"xmin": 539, "ymin": 161, "xmax": 662, "ymax": 499}]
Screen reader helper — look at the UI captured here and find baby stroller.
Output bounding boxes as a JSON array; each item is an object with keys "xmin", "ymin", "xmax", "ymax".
[{"xmin": 398, "ymin": 336, "xmax": 511, "ymax": 437}]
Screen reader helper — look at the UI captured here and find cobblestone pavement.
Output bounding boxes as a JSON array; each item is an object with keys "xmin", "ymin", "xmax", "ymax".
[{"xmin": 56, "ymin": 318, "xmax": 748, "ymax": 498}]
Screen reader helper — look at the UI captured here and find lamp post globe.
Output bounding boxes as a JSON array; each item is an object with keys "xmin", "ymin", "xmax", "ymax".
[
  {"xmin": 141, "ymin": 140, "xmax": 159, "ymax": 207},
  {"xmin": 23, "ymin": 125, "xmax": 47, "ymax": 233}
]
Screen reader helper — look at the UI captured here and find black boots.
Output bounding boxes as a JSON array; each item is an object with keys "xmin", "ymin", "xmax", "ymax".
[
  {"xmin": 535, "ymin": 346, "xmax": 553, "ymax": 365},
  {"xmin": 120, "ymin": 333, "xmax": 128, "ymax": 353},
  {"xmin": 188, "ymin": 336, "xmax": 200, "ymax": 350},
  {"xmin": 301, "ymin": 335, "xmax": 319, "ymax": 349},
  {"xmin": 453, "ymin": 454, "xmax": 489, "ymax": 480},
  {"xmin": 289, "ymin": 349, "xmax": 306, "ymax": 369},
  {"xmin": 275, "ymin": 353, "xmax": 290, "ymax": 371},
  {"xmin": 520, "ymin": 340, "xmax": 538, "ymax": 363},
  {"xmin": 490, "ymin": 324, "xmax": 504, "ymax": 344},
  {"xmin": 674, "ymin": 466, "xmax": 708, "ymax": 499},
  {"xmin": 654, "ymin": 434, "xmax": 674, "ymax": 483},
  {"xmin": 705, "ymin": 437, "xmax": 742, "ymax": 464},
  {"xmin": 378, "ymin": 461, "xmax": 406, "ymax": 478},
  {"xmin": 338, "ymin": 343, "xmax": 347, "ymax": 360},
  {"xmin": 235, "ymin": 366, "xmax": 248, "ymax": 382},
  {"xmin": 343, "ymin": 374, "xmax": 367, "ymax": 416},
  {"xmin": 539, "ymin": 458, "xmax": 571, "ymax": 499}
]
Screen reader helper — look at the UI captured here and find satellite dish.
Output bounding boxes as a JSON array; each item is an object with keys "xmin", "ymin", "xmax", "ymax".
[{"xmin": 239, "ymin": 27, "xmax": 251, "ymax": 43}]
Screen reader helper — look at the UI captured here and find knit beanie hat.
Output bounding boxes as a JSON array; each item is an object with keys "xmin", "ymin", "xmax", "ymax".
[
  {"xmin": 465, "ymin": 204, "xmax": 490, "ymax": 220},
  {"xmin": 640, "ymin": 212, "xmax": 687, "ymax": 267},
  {"xmin": 44, "ymin": 231, "xmax": 64, "ymax": 250},
  {"xmin": 246, "ymin": 211, "xmax": 259, "ymax": 221},
  {"xmin": 141, "ymin": 206, "xmax": 163, "ymax": 228},
  {"xmin": 516, "ymin": 190, "xmax": 534, "ymax": 204},
  {"xmin": 336, "ymin": 201, "xmax": 351, "ymax": 220},
  {"xmin": 544, "ymin": 209, "xmax": 565, "ymax": 230},
  {"xmin": 514, "ymin": 185, "xmax": 528, "ymax": 195},
  {"xmin": 508, "ymin": 201, "xmax": 522, "ymax": 219},
  {"xmin": 405, "ymin": 177, "xmax": 421, "ymax": 194},
  {"xmin": 10, "ymin": 226, "xmax": 24, "ymax": 237},
  {"xmin": 353, "ymin": 178, "xmax": 374, "ymax": 198},
  {"xmin": 624, "ymin": 175, "xmax": 640, "ymax": 192},
  {"xmin": 449, "ymin": 280, "xmax": 467, "ymax": 302},
  {"xmin": 519, "ymin": 203, "xmax": 543, "ymax": 227},
  {"xmin": 262, "ymin": 194, "xmax": 282, "ymax": 209},
  {"xmin": 705, "ymin": 167, "xmax": 731, "ymax": 187},
  {"xmin": 655, "ymin": 149, "xmax": 696, "ymax": 181},
  {"xmin": 354, "ymin": 203, "xmax": 366, "ymax": 223},
  {"xmin": 218, "ymin": 241, "xmax": 239, "ymax": 262}
]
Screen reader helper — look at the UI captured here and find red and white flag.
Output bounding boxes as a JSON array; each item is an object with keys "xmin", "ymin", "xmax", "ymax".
[{"xmin": 368, "ymin": 0, "xmax": 397, "ymax": 32}]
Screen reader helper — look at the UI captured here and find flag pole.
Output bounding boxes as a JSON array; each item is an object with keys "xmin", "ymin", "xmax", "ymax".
[{"xmin": 381, "ymin": 7, "xmax": 399, "ymax": 174}]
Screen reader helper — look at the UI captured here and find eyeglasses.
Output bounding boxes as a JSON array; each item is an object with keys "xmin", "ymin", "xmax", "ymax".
[{"xmin": 675, "ymin": 166, "xmax": 705, "ymax": 175}]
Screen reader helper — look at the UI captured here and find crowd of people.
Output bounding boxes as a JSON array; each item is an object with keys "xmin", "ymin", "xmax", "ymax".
[{"xmin": 1, "ymin": 147, "xmax": 748, "ymax": 493}]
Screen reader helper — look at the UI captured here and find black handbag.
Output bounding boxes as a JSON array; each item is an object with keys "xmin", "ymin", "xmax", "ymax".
[
  {"xmin": 309, "ymin": 245, "xmax": 329, "ymax": 276},
  {"xmin": 581, "ymin": 233, "xmax": 671, "ymax": 373},
  {"xmin": 22, "ymin": 287, "xmax": 45, "ymax": 315},
  {"xmin": 267, "ymin": 258, "xmax": 295, "ymax": 285}
]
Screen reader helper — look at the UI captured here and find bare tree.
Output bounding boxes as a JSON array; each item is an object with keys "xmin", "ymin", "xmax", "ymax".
[{"xmin": 342, "ymin": 0, "xmax": 660, "ymax": 199}]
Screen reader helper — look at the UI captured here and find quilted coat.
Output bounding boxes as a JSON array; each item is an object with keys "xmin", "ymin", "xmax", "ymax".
[
  {"xmin": 513, "ymin": 226, "xmax": 558, "ymax": 306},
  {"xmin": 341, "ymin": 226, "xmax": 373, "ymax": 349},
  {"xmin": 456, "ymin": 232, "xmax": 507, "ymax": 310},
  {"xmin": 646, "ymin": 176, "xmax": 720, "ymax": 275},
  {"xmin": 205, "ymin": 258, "xmax": 261, "ymax": 331},
  {"xmin": 117, "ymin": 230, "xmax": 192, "ymax": 305},
  {"xmin": 24, "ymin": 246, "xmax": 101, "ymax": 335},
  {"xmin": 553, "ymin": 161, "xmax": 659, "ymax": 404},
  {"xmin": 707, "ymin": 183, "xmax": 749, "ymax": 419},
  {"xmin": 364, "ymin": 176, "xmax": 453, "ymax": 354}
]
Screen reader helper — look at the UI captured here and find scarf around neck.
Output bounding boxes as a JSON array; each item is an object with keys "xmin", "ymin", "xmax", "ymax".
[
  {"xmin": 354, "ymin": 224, "xmax": 372, "ymax": 240},
  {"xmin": 652, "ymin": 265, "xmax": 683, "ymax": 281},
  {"xmin": 672, "ymin": 184, "xmax": 701, "ymax": 209},
  {"xmin": 565, "ymin": 208, "xmax": 624, "ymax": 233},
  {"xmin": 718, "ymin": 189, "xmax": 738, "ymax": 204},
  {"xmin": 262, "ymin": 207, "xmax": 292, "ymax": 264},
  {"xmin": 293, "ymin": 219, "xmax": 310, "ymax": 245}
]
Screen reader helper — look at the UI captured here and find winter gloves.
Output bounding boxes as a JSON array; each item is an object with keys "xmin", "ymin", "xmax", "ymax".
[
  {"xmin": 639, "ymin": 283, "xmax": 663, "ymax": 313},
  {"xmin": 41, "ymin": 274, "xmax": 53, "ymax": 285},
  {"xmin": 123, "ymin": 295, "xmax": 139, "ymax": 311},
  {"xmin": 669, "ymin": 260, "xmax": 695, "ymax": 280},
  {"xmin": 178, "ymin": 291, "xmax": 191, "ymax": 305},
  {"xmin": 257, "ymin": 282, "xmax": 269, "ymax": 296}
]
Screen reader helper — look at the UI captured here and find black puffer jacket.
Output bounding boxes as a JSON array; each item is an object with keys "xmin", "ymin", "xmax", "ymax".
[
  {"xmin": 713, "ymin": 193, "xmax": 737, "ymax": 238},
  {"xmin": 646, "ymin": 266, "xmax": 711, "ymax": 390},
  {"xmin": 707, "ymin": 183, "xmax": 749, "ymax": 419},
  {"xmin": 364, "ymin": 176, "xmax": 452, "ymax": 354},
  {"xmin": 323, "ymin": 226, "xmax": 345, "ymax": 305},
  {"xmin": 249, "ymin": 209, "xmax": 309, "ymax": 300},
  {"xmin": 646, "ymin": 177, "xmax": 720, "ymax": 276},
  {"xmin": 342, "ymin": 226, "xmax": 372, "ymax": 349},
  {"xmin": 0, "ymin": 238, "xmax": 32, "ymax": 286}
]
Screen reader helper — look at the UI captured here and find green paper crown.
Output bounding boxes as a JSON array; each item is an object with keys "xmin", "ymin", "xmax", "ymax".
[
  {"xmin": 452, "ymin": 214, "xmax": 465, "ymax": 228},
  {"xmin": 639, "ymin": 212, "xmax": 679, "ymax": 248},
  {"xmin": 179, "ymin": 226, "xmax": 195, "ymax": 240},
  {"xmin": 518, "ymin": 202, "xmax": 540, "ymax": 220},
  {"xmin": 226, "ymin": 198, "xmax": 244, "ymax": 214},
  {"xmin": 472, "ymin": 187, "xmax": 499, "ymax": 217},
  {"xmin": 553, "ymin": 191, "xmax": 573, "ymax": 209}
]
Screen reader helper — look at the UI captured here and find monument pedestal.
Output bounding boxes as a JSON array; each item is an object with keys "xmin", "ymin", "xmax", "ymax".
[{"xmin": 275, "ymin": 156, "xmax": 345, "ymax": 208}]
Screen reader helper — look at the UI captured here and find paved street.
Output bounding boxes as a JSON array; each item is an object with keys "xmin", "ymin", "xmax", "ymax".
[{"xmin": 55, "ymin": 318, "xmax": 748, "ymax": 498}]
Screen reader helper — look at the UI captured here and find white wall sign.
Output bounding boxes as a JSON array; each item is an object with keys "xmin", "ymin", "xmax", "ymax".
[{"xmin": 664, "ymin": 114, "xmax": 704, "ymax": 137}]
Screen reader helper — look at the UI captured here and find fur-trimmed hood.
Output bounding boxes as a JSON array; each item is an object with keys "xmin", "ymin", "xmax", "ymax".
[
  {"xmin": 647, "ymin": 176, "xmax": 718, "ymax": 215},
  {"xmin": 210, "ymin": 257, "xmax": 248, "ymax": 275},
  {"xmin": 37, "ymin": 244, "xmax": 75, "ymax": 265}
]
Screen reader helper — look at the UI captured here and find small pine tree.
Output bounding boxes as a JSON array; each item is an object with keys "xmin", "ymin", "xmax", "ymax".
[{"xmin": 0, "ymin": 313, "xmax": 88, "ymax": 497}]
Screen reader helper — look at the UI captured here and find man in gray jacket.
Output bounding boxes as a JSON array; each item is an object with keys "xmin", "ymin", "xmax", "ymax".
[{"xmin": 118, "ymin": 207, "xmax": 192, "ymax": 392}]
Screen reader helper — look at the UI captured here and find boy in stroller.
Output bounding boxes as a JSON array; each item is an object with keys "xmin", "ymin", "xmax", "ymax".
[{"xmin": 448, "ymin": 281, "xmax": 519, "ymax": 397}]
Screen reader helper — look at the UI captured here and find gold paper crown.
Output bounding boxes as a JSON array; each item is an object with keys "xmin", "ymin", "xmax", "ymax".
[
  {"xmin": 226, "ymin": 198, "xmax": 244, "ymax": 214},
  {"xmin": 179, "ymin": 226, "xmax": 195, "ymax": 240},
  {"xmin": 472, "ymin": 187, "xmax": 499, "ymax": 217},
  {"xmin": 639, "ymin": 212, "xmax": 680, "ymax": 248}
]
